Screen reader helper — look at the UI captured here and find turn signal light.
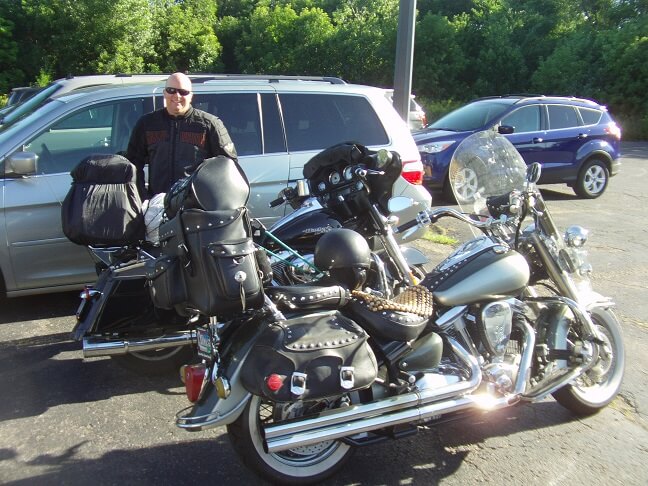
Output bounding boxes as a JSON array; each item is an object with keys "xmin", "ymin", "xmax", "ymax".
[{"xmin": 182, "ymin": 363, "xmax": 207, "ymax": 402}]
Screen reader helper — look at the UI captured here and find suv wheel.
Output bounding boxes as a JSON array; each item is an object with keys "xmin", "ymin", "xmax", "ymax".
[{"xmin": 575, "ymin": 158, "xmax": 609, "ymax": 198}]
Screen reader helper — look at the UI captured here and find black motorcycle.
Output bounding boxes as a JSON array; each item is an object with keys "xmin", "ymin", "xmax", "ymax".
[
  {"xmin": 71, "ymin": 145, "xmax": 426, "ymax": 373},
  {"xmin": 174, "ymin": 129, "xmax": 624, "ymax": 484}
]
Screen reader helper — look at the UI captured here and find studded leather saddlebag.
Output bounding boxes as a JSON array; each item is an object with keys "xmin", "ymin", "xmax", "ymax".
[{"xmin": 240, "ymin": 311, "xmax": 378, "ymax": 402}]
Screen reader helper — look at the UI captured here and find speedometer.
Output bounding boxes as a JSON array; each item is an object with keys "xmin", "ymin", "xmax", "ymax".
[
  {"xmin": 329, "ymin": 171, "xmax": 341, "ymax": 185},
  {"xmin": 343, "ymin": 167, "xmax": 354, "ymax": 181}
]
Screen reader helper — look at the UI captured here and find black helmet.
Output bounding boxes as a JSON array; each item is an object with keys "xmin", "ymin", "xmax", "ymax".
[{"xmin": 314, "ymin": 229, "xmax": 371, "ymax": 289}]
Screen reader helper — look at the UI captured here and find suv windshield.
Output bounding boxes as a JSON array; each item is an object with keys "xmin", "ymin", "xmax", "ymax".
[{"xmin": 429, "ymin": 100, "xmax": 515, "ymax": 131}]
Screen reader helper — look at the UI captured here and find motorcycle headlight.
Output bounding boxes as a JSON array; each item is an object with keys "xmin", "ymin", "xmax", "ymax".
[{"xmin": 565, "ymin": 225, "xmax": 589, "ymax": 248}]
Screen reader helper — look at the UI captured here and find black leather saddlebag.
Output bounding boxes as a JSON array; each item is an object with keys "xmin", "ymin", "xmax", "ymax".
[
  {"xmin": 154, "ymin": 207, "xmax": 263, "ymax": 316},
  {"xmin": 241, "ymin": 311, "xmax": 378, "ymax": 402},
  {"xmin": 144, "ymin": 255, "xmax": 188, "ymax": 310},
  {"xmin": 61, "ymin": 154, "xmax": 144, "ymax": 246}
]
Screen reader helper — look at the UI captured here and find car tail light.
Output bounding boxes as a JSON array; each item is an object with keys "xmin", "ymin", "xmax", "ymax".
[
  {"xmin": 181, "ymin": 363, "xmax": 207, "ymax": 402},
  {"xmin": 604, "ymin": 123, "xmax": 621, "ymax": 140},
  {"xmin": 402, "ymin": 159, "xmax": 424, "ymax": 185}
]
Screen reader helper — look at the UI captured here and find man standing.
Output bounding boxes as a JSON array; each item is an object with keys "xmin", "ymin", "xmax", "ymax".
[{"xmin": 126, "ymin": 72, "xmax": 237, "ymax": 198}]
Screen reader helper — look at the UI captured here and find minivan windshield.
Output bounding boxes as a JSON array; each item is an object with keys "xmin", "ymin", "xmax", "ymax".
[
  {"xmin": 0, "ymin": 83, "xmax": 61, "ymax": 128},
  {"xmin": 429, "ymin": 100, "xmax": 515, "ymax": 131},
  {"xmin": 0, "ymin": 99, "xmax": 62, "ymax": 146}
]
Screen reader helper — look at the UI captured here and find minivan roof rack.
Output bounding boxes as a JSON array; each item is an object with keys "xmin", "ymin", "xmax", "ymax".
[{"xmin": 192, "ymin": 74, "xmax": 346, "ymax": 85}]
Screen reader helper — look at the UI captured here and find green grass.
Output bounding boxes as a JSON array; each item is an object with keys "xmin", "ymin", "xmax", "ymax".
[{"xmin": 421, "ymin": 228, "xmax": 458, "ymax": 245}]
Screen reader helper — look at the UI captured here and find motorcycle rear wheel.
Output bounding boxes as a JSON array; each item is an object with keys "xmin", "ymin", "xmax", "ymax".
[
  {"xmin": 552, "ymin": 307, "xmax": 625, "ymax": 416},
  {"xmin": 228, "ymin": 395, "xmax": 354, "ymax": 485}
]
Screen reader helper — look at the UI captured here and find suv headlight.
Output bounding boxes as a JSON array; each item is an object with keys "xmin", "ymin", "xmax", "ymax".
[{"xmin": 418, "ymin": 140, "xmax": 455, "ymax": 154}]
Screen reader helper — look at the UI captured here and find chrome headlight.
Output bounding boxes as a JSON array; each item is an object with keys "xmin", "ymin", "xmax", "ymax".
[{"xmin": 565, "ymin": 225, "xmax": 589, "ymax": 248}]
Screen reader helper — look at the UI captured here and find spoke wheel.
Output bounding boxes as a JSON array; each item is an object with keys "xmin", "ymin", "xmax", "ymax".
[
  {"xmin": 552, "ymin": 308, "xmax": 625, "ymax": 416},
  {"xmin": 228, "ymin": 395, "xmax": 353, "ymax": 485}
]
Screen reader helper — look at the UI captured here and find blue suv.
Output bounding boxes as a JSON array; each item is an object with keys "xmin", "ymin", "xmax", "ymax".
[{"xmin": 413, "ymin": 95, "xmax": 621, "ymax": 200}]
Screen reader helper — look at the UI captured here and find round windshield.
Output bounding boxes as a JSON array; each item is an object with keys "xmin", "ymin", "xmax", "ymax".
[{"xmin": 448, "ymin": 129, "xmax": 528, "ymax": 213}]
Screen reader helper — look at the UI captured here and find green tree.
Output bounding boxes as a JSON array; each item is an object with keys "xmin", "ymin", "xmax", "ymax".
[
  {"xmin": 235, "ymin": 4, "xmax": 335, "ymax": 75},
  {"xmin": 330, "ymin": 0, "xmax": 399, "ymax": 85},
  {"xmin": 151, "ymin": 0, "xmax": 223, "ymax": 73},
  {"xmin": 412, "ymin": 13, "xmax": 466, "ymax": 100},
  {"xmin": 0, "ymin": 16, "xmax": 23, "ymax": 93}
]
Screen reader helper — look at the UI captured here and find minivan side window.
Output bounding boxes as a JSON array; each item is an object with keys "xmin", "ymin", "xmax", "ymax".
[
  {"xmin": 501, "ymin": 106, "xmax": 541, "ymax": 133},
  {"xmin": 19, "ymin": 98, "xmax": 149, "ymax": 175},
  {"xmin": 194, "ymin": 93, "xmax": 264, "ymax": 156},
  {"xmin": 547, "ymin": 105, "xmax": 580, "ymax": 130},
  {"xmin": 280, "ymin": 93, "xmax": 389, "ymax": 151}
]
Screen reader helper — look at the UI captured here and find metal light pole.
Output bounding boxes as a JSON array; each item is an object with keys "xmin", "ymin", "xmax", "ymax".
[{"xmin": 393, "ymin": 0, "xmax": 417, "ymax": 123}]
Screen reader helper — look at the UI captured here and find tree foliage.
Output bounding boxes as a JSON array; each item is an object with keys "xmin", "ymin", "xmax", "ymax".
[{"xmin": 1, "ymin": 0, "xmax": 646, "ymax": 137}]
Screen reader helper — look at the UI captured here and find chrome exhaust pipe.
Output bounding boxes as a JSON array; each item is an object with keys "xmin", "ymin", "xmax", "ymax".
[
  {"xmin": 266, "ymin": 393, "xmax": 516, "ymax": 453},
  {"xmin": 82, "ymin": 330, "xmax": 197, "ymax": 357},
  {"xmin": 265, "ymin": 323, "xmax": 536, "ymax": 453},
  {"xmin": 264, "ymin": 338, "xmax": 483, "ymax": 449}
]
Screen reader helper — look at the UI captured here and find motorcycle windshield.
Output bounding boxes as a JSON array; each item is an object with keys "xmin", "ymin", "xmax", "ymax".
[{"xmin": 449, "ymin": 129, "xmax": 528, "ymax": 216}]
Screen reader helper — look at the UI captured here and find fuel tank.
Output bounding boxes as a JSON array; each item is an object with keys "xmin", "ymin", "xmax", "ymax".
[
  {"xmin": 421, "ymin": 236, "xmax": 530, "ymax": 307},
  {"xmin": 261, "ymin": 203, "xmax": 342, "ymax": 252}
]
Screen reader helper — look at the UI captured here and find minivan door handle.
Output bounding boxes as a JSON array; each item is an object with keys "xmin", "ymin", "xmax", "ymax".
[{"xmin": 532, "ymin": 137, "xmax": 543, "ymax": 143}]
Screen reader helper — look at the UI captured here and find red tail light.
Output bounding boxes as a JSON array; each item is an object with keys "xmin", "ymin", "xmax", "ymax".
[
  {"xmin": 402, "ymin": 159, "xmax": 424, "ymax": 185},
  {"xmin": 182, "ymin": 363, "xmax": 207, "ymax": 402}
]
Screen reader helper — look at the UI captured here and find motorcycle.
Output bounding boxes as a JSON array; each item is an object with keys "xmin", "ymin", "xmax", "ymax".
[
  {"xmin": 174, "ymin": 128, "xmax": 624, "ymax": 484},
  {"xmin": 72, "ymin": 147, "xmax": 427, "ymax": 373}
]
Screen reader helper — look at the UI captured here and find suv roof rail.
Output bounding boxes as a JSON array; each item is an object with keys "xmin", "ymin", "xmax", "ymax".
[
  {"xmin": 193, "ymin": 74, "xmax": 346, "ymax": 85},
  {"xmin": 473, "ymin": 94, "xmax": 545, "ymax": 102}
]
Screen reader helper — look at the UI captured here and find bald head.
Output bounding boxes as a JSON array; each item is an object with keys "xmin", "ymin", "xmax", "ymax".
[{"xmin": 164, "ymin": 72, "xmax": 193, "ymax": 116}]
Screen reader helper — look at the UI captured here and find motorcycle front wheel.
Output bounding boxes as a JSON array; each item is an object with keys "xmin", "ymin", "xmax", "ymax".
[
  {"xmin": 552, "ymin": 307, "xmax": 625, "ymax": 416},
  {"xmin": 228, "ymin": 395, "xmax": 354, "ymax": 485}
]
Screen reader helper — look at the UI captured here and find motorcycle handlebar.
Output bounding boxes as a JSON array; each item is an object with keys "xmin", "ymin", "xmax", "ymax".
[{"xmin": 268, "ymin": 196, "xmax": 285, "ymax": 208}]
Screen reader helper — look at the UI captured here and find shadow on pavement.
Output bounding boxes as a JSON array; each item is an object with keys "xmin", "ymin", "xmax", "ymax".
[
  {"xmin": 0, "ymin": 332, "xmax": 183, "ymax": 422},
  {"xmin": 0, "ymin": 402, "xmax": 580, "ymax": 486},
  {"xmin": 0, "ymin": 291, "xmax": 79, "ymax": 324}
]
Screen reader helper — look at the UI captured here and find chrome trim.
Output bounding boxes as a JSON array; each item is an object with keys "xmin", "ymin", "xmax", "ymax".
[
  {"xmin": 263, "ymin": 337, "xmax": 482, "ymax": 446},
  {"xmin": 82, "ymin": 330, "xmax": 197, "ymax": 357}
]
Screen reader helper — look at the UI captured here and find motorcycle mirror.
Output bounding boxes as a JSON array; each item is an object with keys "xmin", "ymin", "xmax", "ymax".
[
  {"xmin": 388, "ymin": 196, "xmax": 414, "ymax": 213},
  {"xmin": 526, "ymin": 163, "xmax": 541, "ymax": 184}
]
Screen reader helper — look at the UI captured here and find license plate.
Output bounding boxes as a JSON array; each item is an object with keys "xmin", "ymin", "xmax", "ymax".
[{"xmin": 196, "ymin": 328, "xmax": 213, "ymax": 358}]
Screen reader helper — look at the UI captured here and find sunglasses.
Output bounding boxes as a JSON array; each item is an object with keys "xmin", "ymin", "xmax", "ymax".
[{"xmin": 165, "ymin": 87, "xmax": 191, "ymax": 96}]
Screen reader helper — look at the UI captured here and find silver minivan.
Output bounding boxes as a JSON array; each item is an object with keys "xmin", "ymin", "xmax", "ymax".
[{"xmin": 0, "ymin": 77, "xmax": 431, "ymax": 297}]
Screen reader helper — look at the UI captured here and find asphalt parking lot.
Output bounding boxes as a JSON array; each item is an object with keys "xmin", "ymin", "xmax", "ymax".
[{"xmin": 0, "ymin": 143, "xmax": 646, "ymax": 485}]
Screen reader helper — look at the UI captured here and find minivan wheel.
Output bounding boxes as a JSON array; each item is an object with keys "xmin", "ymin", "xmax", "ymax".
[{"xmin": 574, "ymin": 159, "xmax": 609, "ymax": 198}]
